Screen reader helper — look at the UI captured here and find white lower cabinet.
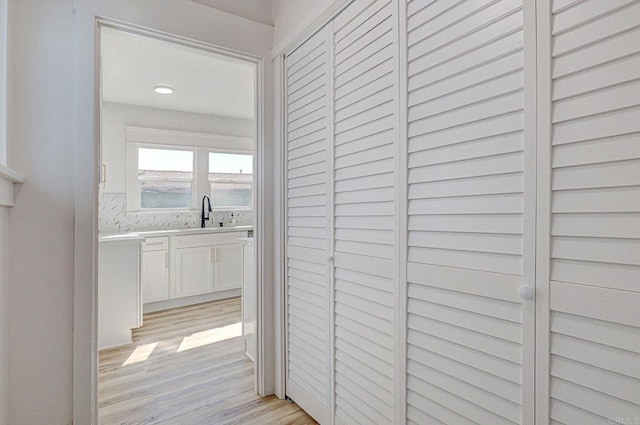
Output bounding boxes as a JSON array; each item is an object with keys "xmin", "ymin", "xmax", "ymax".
[
  {"xmin": 141, "ymin": 250, "xmax": 169, "ymax": 303},
  {"xmin": 174, "ymin": 246, "xmax": 215, "ymax": 298},
  {"xmin": 98, "ymin": 237, "xmax": 143, "ymax": 350},
  {"xmin": 141, "ymin": 231, "xmax": 246, "ymax": 308},
  {"xmin": 212, "ymin": 243, "xmax": 243, "ymax": 291},
  {"xmin": 241, "ymin": 238, "xmax": 255, "ymax": 362}
]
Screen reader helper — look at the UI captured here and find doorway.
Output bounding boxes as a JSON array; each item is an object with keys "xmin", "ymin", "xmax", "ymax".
[{"xmin": 94, "ymin": 24, "xmax": 288, "ymax": 424}]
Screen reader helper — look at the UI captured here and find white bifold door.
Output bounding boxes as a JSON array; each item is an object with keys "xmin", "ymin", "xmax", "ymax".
[
  {"xmin": 285, "ymin": 24, "xmax": 332, "ymax": 424},
  {"xmin": 404, "ymin": 0, "xmax": 536, "ymax": 423},
  {"xmin": 537, "ymin": 0, "xmax": 640, "ymax": 421},
  {"xmin": 332, "ymin": 1, "xmax": 397, "ymax": 424},
  {"xmin": 283, "ymin": 0, "xmax": 640, "ymax": 424},
  {"xmin": 285, "ymin": 1, "xmax": 399, "ymax": 423}
]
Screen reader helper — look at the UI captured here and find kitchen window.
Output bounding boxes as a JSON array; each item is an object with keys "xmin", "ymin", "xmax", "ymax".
[
  {"xmin": 126, "ymin": 142, "xmax": 253, "ymax": 212},
  {"xmin": 137, "ymin": 147, "xmax": 194, "ymax": 209},
  {"xmin": 209, "ymin": 152, "xmax": 253, "ymax": 208}
]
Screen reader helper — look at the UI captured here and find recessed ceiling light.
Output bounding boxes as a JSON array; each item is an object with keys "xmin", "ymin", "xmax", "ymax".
[{"xmin": 154, "ymin": 85, "xmax": 174, "ymax": 95}]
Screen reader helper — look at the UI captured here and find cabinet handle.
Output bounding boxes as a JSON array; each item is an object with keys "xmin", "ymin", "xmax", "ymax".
[
  {"xmin": 165, "ymin": 252, "xmax": 168, "ymax": 268},
  {"xmin": 214, "ymin": 247, "xmax": 218, "ymax": 263}
]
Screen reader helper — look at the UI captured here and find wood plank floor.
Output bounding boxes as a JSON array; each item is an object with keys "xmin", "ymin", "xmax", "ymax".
[{"xmin": 99, "ymin": 297, "xmax": 316, "ymax": 425}]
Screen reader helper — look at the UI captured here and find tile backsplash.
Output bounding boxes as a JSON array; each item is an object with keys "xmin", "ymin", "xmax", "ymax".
[{"xmin": 99, "ymin": 193, "xmax": 252, "ymax": 233}]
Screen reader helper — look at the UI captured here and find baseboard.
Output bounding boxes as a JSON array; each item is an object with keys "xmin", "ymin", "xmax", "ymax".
[{"xmin": 143, "ymin": 288, "xmax": 241, "ymax": 313}]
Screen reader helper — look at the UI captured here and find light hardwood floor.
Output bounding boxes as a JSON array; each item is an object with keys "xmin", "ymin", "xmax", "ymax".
[{"xmin": 99, "ymin": 297, "xmax": 316, "ymax": 425}]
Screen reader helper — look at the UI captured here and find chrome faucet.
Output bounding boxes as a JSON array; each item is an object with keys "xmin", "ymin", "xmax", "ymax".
[{"xmin": 201, "ymin": 195, "xmax": 212, "ymax": 228}]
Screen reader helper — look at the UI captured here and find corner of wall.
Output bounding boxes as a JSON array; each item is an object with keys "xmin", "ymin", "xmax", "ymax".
[{"xmin": 271, "ymin": 0, "xmax": 350, "ymax": 57}]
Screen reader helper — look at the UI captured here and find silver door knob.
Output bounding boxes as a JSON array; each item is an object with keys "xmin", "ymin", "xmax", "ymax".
[{"xmin": 519, "ymin": 285, "xmax": 535, "ymax": 300}]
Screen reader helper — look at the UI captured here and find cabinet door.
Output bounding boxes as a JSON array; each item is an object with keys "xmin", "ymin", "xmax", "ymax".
[
  {"xmin": 141, "ymin": 250, "xmax": 169, "ymax": 304},
  {"xmin": 213, "ymin": 243, "xmax": 243, "ymax": 291},
  {"xmin": 242, "ymin": 243, "xmax": 256, "ymax": 361},
  {"xmin": 174, "ymin": 246, "xmax": 214, "ymax": 298}
]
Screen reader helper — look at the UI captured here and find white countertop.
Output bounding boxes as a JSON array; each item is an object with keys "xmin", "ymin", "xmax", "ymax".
[
  {"xmin": 237, "ymin": 237, "xmax": 255, "ymax": 245},
  {"xmin": 99, "ymin": 225, "xmax": 252, "ymax": 242},
  {"xmin": 98, "ymin": 234, "xmax": 146, "ymax": 243}
]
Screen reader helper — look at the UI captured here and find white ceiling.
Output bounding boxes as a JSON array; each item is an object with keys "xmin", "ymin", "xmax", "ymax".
[
  {"xmin": 101, "ymin": 28, "xmax": 256, "ymax": 120},
  {"xmin": 189, "ymin": 0, "xmax": 273, "ymax": 25}
]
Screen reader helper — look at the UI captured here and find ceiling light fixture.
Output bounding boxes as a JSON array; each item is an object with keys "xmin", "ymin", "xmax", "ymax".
[{"xmin": 154, "ymin": 85, "xmax": 174, "ymax": 95}]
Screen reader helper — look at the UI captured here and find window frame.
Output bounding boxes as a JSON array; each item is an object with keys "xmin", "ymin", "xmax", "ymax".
[
  {"xmin": 126, "ymin": 143, "xmax": 197, "ymax": 212},
  {"xmin": 125, "ymin": 142, "xmax": 254, "ymax": 213},
  {"xmin": 208, "ymin": 150, "xmax": 254, "ymax": 210}
]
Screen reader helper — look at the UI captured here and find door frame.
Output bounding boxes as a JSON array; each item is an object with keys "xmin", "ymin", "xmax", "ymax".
[{"xmin": 76, "ymin": 15, "xmax": 271, "ymax": 423}]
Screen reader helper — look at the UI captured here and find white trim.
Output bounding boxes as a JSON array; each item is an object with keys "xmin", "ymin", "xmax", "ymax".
[
  {"xmin": 0, "ymin": 0, "xmax": 8, "ymax": 166},
  {"xmin": 0, "ymin": 163, "xmax": 24, "ymax": 184},
  {"xmin": 393, "ymin": 0, "xmax": 408, "ymax": 423},
  {"xmin": 126, "ymin": 126, "xmax": 253, "ymax": 151},
  {"xmin": 0, "ymin": 167, "xmax": 23, "ymax": 207},
  {"xmin": 327, "ymin": 19, "xmax": 336, "ymax": 425},
  {"xmin": 535, "ymin": 1, "xmax": 552, "ymax": 424},
  {"xmin": 79, "ymin": 18, "xmax": 269, "ymax": 423},
  {"xmin": 95, "ymin": 17, "xmax": 266, "ymax": 67},
  {"xmin": 143, "ymin": 288, "xmax": 241, "ymax": 313},
  {"xmin": 281, "ymin": 49, "xmax": 291, "ymax": 400},
  {"xmin": 272, "ymin": 52, "xmax": 287, "ymax": 399},
  {"xmin": 272, "ymin": 0, "xmax": 354, "ymax": 58},
  {"xmin": 253, "ymin": 54, "xmax": 272, "ymax": 397},
  {"xmin": 522, "ymin": 1, "xmax": 538, "ymax": 424}
]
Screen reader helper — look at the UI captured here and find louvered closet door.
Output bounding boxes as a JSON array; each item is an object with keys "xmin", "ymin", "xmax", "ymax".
[
  {"xmin": 285, "ymin": 25, "xmax": 331, "ymax": 424},
  {"xmin": 541, "ymin": 1, "xmax": 640, "ymax": 422},
  {"xmin": 332, "ymin": 0, "xmax": 396, "ymax": 424},
  {"xmin": 405, "ymin": 1, "xmax": 535, "ymax": 424}
]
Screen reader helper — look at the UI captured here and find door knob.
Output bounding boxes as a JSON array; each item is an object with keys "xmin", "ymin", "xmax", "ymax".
[{"xmin": 519, "ymin": 285, "xmax": 535, "ymax": 300}]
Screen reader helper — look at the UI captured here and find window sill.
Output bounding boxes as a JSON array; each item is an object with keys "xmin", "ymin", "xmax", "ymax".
[
  {"xmin": 211, "ymin": 207, "xmax": 253, "ymax": 211},
  {"xmin": 125, "ymin": 207, "xmax": 253, "ymax": 215},
  {"xmin": 0, "ymin": 163, "xmax": 25, "ymax": 207},
  {"xmin": 126, "ymin": 208, "xmax": 195, "ymax": 215}
]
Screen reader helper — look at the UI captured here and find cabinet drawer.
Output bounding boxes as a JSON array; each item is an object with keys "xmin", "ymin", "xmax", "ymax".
[
  {"xmin": 142, "ymin": 237, "xmax": 169, "ymax": 251},
  {"xmin": 174, "ymin": 231, "xmax": 248, "ymax": 249}
]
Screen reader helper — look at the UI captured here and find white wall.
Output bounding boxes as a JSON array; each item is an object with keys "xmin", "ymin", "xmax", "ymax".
[
  {"xmin": 7, "ymin": 0, "xmax": 274, "ymax": 424},
  {"xmin": 8, "ymin": 0, "xmax": 75, "ymax": 423},
  {"xmin": 189, "ymin": 0, "xmax": 273, "ymax": 25},
  {"xmin": 98, "ymin": 103, "xmax": 255, "ymax": 233},
  {"xmin": 271, "ymin": 0, "xmax": 345, "ymax": 53},
  {"xmin": 101, "ymin": 101, "xmax": 254, "ymax": 194}
]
